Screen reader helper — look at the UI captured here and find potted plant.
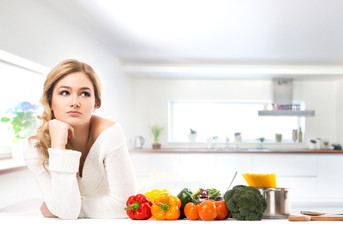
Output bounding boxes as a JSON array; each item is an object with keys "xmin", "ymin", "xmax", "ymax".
[
  {"xmin": 151, "ymin": 124, "xmax": 163, "ymax": 149},
  {"xmin": 212, "ymin": 136, "xmax": 219, "ymax": 148},
  {"xmin": 187, "ymin": 128, "xmax": 197, "ymax": 143},
  {"xmin": 0, "ymin": 101, "xmax": 39, "ymax": 159},
  {"xmin": 206, "ymin": 135, "xmax": 219, "ymax": 149}
]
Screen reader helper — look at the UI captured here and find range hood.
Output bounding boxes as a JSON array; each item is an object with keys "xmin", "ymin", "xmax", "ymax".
[{"xmin": 258, "ymin": 78, "xmax": 315, "ymax": 117}]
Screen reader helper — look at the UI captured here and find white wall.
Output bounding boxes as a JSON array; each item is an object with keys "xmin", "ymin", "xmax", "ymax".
[
  {"xmin": 134, "ymin": 78, "xmax": 338, "ymax": 148},
  {"xmin": 294, "ymin": 80, "xmax": 337, "ymax": 144},
  {"xmin": 0, "ymin": 0, "xmax": 135, "ymax": 137},
  {"xmin": 336, "ymin": 80, "xmax": 343, "ymax": 145}
]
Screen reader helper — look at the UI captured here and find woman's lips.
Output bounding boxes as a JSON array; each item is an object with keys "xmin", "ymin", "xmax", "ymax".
[{"xmin": 67, "ymin": 111, "xmax": 81, "ymax": 116}]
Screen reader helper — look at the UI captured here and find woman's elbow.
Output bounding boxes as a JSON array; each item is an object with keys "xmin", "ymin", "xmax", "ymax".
[
  {"xmin": 56, "ymin": 208, "xmax": 81, "ymax": 220},
  {"xmin": 49, "ymin": 203, "xmax": 81, "ymax": 220}
]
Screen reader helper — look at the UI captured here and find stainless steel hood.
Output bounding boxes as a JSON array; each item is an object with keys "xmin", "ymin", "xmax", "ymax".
[{"xmin": 258, "ymin": 78, "xmax": 315, "ymax": 117}]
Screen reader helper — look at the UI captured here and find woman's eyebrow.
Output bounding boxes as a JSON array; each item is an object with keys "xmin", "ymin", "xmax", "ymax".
[
  {"xmin": 57, "ymin": 86, "xmax": 71, "ymax": 89},
  {"xmin": 57, "ymin": 86, "xmax": 92, "ymax": 91},
  {"xmin": 80, "ymin": 87, "xmax": 92, "ymax": 91}
]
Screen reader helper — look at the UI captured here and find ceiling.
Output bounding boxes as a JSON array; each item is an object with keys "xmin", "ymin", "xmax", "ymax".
[{"xmin": 49, "ymin": 0, "xmax": 343, "ymax": 79}]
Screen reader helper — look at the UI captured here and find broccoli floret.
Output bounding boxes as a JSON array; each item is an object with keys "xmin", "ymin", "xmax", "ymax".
[{"xmin": 224, "ymin": 185, "xmax": 267, "ymax": 221}]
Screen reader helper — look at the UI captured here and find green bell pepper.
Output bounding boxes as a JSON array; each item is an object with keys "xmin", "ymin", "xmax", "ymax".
[{"xmin": 177, "ymin": 188, "xmax": 201, "ymax": 219}]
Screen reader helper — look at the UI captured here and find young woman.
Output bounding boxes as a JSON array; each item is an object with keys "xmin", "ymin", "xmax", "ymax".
[{"xmin": 23, "ymin": 59, "xmax": 137, "ymax": 219}]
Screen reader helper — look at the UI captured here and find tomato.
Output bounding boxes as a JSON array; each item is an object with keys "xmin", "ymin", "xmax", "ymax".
[
  {"xmin": 184, "ymin": 202, "xmax": 200, "ymax": 220},
  {"xmin": 215, "ymin": 200, "xmax": 230, "ymax": 220},
  {"xmin": 198, "ymin": 200, "xmax": 217, "ymax": 221}
]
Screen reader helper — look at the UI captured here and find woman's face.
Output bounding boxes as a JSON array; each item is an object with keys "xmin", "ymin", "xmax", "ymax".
[{"xmin": 51, "ymin": 72, "xmax": 97, "ymax": 128}]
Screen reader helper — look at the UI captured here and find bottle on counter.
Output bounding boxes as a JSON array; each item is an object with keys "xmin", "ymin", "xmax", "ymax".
[
  {"xmin": 298, "ymin": 127, "xmax": 303, "ymax": 143},
  {"xmin": 234, "ymin": 132, "xmax": 242, "ymax": 149},
  {"xmin": 225, "ymin": 137, "xmax": 230, "ymax": 149},
  {"xmin": 292, "ymin": 129, "xmax": 298, "ymax": 142}
]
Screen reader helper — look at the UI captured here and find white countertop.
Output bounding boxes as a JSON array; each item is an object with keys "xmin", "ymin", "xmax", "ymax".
[{"xmin": 0, "ymin": 215, "xmax": 340, "ymax": 240}]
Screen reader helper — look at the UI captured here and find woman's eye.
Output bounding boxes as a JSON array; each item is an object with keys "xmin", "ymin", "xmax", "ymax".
[
  {"xmin": 81, "ymin": 92, "xmax": 91, "ymax": 97},
  {"xmin": 60, "ymin": 91, "xmax": 69, "ymax": 96}
]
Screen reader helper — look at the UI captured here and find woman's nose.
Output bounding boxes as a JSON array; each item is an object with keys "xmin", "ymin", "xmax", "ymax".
[{"xmin": 71, "ymin": 96, "xmax": 80, "ymax": 108}]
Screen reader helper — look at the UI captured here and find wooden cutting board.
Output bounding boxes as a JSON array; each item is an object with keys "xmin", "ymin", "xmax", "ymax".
[{"xmin": 288, "ymin": 214, "xmax": 343, "ymax": 221}]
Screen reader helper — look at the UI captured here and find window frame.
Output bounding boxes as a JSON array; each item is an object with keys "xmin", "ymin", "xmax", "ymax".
[
  {"xmin": 0, "ymin": 50, "xmax": 50, "ymax": 158},
  {"xmin": 168, "ymin": 99, "xmax": 305, "ymax": 144}
]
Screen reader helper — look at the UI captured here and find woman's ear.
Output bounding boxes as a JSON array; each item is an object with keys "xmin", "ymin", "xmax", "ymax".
[{"xmin": 93, "ymin": 102, "xmax": 98, "ymax": 112}]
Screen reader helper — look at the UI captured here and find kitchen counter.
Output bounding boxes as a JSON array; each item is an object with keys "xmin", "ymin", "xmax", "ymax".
[
  {"xmin": 0, "ymin": 215, "xmax": 340, "ymax": 239},
  {"xmin": 0, "ymin": 157, "xmax": 27, "ymax": 174},
  {"xmin": 130, "ymin": 148, "xmax": 343, "ymax": 154}
]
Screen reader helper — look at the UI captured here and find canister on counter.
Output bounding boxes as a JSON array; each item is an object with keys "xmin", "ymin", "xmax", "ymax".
[{"xmin": 309, "ymin": 139, "xmax": 316, "ymax": 149}]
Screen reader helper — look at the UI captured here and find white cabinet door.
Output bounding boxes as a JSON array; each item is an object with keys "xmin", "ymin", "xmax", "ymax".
[
  {"xmin": 214, "ymin": 154, "xmax": 253, "ymax": 190},
  {"xmin": 251, "ymin": 154, "xmax": 317, "ymax": 176},
  {"xmin": 317, "ymin": 155, "xmax": 343, "ymax": 199}
]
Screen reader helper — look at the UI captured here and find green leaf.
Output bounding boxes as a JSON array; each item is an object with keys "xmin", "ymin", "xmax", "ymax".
[{"xmin": 0, "ymin": 117, "xmax": 10, "ymax": 123}]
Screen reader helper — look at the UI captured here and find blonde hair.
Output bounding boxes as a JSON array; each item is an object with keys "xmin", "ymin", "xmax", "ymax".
[{"xmin": 33, "ymin": 59, "xmax": 102, "ymax": 170}]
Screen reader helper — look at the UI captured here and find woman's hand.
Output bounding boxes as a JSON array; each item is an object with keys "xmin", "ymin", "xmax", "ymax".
[
  {"xmin": 40, "ymin": 202, "xmax": 57, "ymax": 218},
  {"xmin": 49, "ymin": 119, "xmax": 75, "ymax": 150}
]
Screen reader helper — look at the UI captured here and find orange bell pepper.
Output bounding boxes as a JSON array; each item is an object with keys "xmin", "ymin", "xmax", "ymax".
[{"xmin": 151, "ymin": 192, "xmax": 181, "ymax": 220}]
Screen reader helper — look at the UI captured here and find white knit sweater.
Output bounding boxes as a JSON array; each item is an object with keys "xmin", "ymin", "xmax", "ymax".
[{"xmin": 23, "ymin": 123, "xmax": 137, "ymax": 219}]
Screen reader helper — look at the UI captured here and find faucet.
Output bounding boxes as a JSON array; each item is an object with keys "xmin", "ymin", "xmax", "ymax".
[{"xmin": 257, "ymin": 137, "xmax": 265, "ymax": 149}]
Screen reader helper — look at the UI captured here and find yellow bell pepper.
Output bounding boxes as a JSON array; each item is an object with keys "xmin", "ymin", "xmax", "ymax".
[
  {"xmin": 144, "ymin": 189, "xmax": 169, "ymax": 202},
  {"xmin": 151, "ymin": 192, "xmax": 181, "ymax": 220}
]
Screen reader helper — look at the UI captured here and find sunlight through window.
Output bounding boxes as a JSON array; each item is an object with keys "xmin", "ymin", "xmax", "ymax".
[{"xmin": 169, "ymin": 100, "xmax": 304, "ymax": 143}]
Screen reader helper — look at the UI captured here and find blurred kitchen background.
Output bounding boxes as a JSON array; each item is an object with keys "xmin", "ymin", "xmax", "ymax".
[{"xmin": 1, "ymin": 0, "xmax": 343, "ymax": 215}]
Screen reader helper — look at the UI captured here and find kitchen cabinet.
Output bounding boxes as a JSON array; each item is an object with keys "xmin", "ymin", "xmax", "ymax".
[
  {"xmin": 317, "ymin": 156, "xmax": 343, "ymax": 198},
  {"xmin": 130, "ymin": 151, "xmax": 343, "ymax": 208}
]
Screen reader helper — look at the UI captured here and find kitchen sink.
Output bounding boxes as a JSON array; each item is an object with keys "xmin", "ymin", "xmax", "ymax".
[{"xmin": 246, "ymin": 148, "xmax": 273, "ymax": 152}]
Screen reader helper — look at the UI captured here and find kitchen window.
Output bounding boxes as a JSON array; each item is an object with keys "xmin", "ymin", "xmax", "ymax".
[
  {"xmin": 0, "ymin": 50, "xmax": 49, "ymax": 158},
  {"xmin": 168, "ymin": 100, "xmax": 305, "ymax": 143}
]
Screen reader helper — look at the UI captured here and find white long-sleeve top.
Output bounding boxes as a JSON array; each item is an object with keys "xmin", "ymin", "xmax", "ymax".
[{"xmin": 23, "ymin": 123, "xmax": 137, "ymax": 219}]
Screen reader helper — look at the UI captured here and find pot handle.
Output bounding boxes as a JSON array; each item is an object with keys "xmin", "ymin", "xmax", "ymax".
[{"xmin": 284, "ymin": 190, "xmax": 288, "ymax": 199}]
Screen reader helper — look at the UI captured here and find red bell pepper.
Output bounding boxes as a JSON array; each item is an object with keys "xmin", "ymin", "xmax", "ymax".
[{"xmin": 125, "ymin": 194, "xmax": 153, "ymax": 220}]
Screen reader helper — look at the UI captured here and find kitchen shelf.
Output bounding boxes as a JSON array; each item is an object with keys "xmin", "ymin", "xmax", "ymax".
[{"xmin": 258, "ymin": 110, "xmax": 315, "ymax": 117}]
